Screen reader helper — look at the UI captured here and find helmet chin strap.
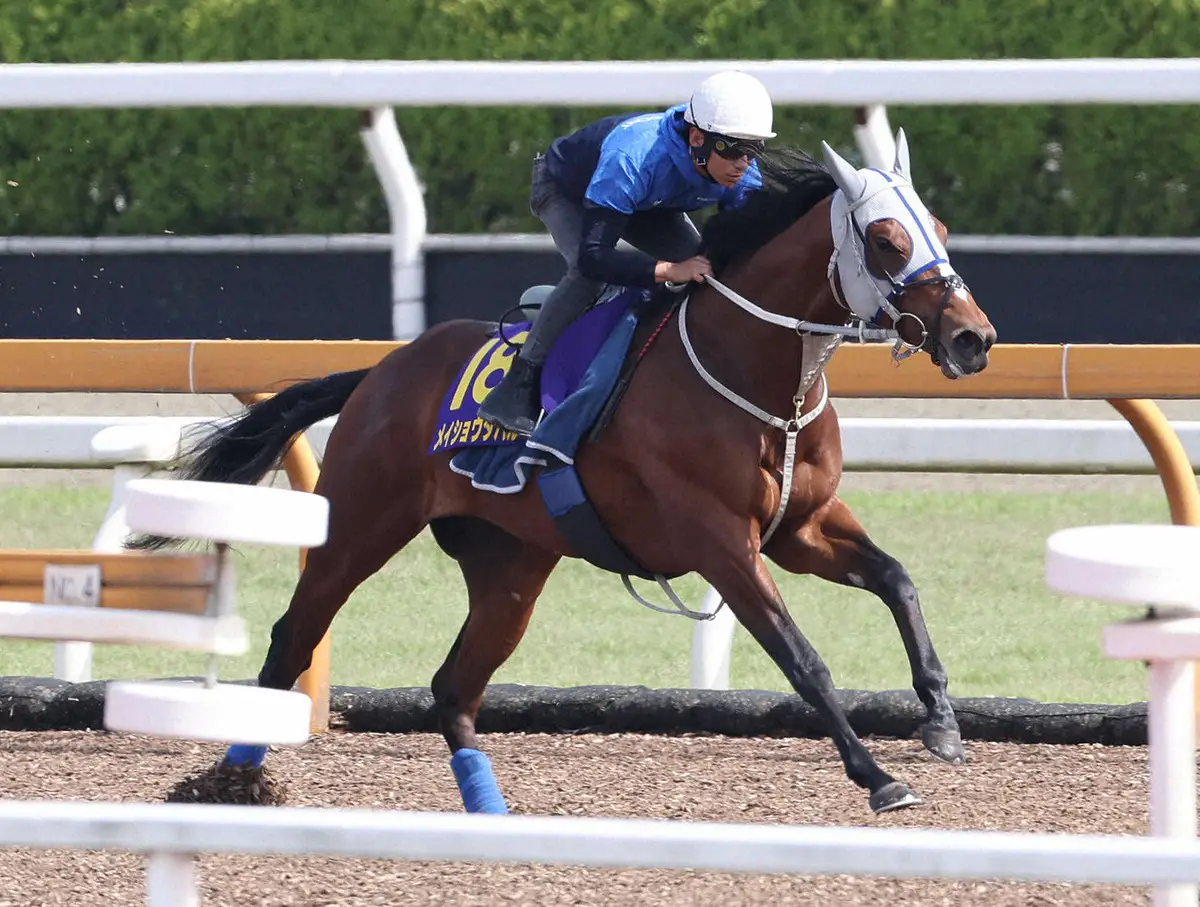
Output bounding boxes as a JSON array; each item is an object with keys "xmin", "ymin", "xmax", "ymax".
[
  {"xmin": 689, "ymin": 135, "xmax": 719, "ymax": 183},
  {"xmin": 681, "ymin": 107, "xmax": 721, "ymax": 182}
]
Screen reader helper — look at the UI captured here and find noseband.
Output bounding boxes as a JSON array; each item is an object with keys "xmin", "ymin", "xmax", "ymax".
[{"xmin": 871, "ymin": 270, "xmax": 969, "ymax": 363}]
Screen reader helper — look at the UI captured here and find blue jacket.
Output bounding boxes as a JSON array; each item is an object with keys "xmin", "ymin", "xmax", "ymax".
[{"xmin": 543, "ymin": 104, "xmax": 761, "ymax": 287}]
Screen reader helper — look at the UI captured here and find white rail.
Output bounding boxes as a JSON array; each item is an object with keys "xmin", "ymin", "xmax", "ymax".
[
  {"xmin": 6, "ymin": 231, "xmax": 1200, "ymax": 255},
  {"xmin": 2, "ymin": 58, "xmax": 1199, "ymax": 107},
  {"xmin": 7, "ymin": 415, "xmax": 1200, "ymax": 474},
  {"xmin": 2, "ymin": 799, "xmax": 1199, "ymax": 890}
]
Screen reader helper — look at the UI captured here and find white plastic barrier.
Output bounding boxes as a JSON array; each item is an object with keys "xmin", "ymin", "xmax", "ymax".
[
  {"xmin": 1046, "ymin": 523, "xmax": 1200, "ymax": 907},
  {"xmin": 0, "ymin": 478, "xmax": 327, "ymax": 748},
  {"xmin": 4, "ymin": 799, "xmax": 1200, "ymax": 907},
  {"xmin": 94, "ymin": 479, "xmax": 324, "ymax": 749}
]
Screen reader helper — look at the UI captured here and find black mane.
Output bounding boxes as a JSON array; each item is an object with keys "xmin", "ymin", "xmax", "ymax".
[{"xmin": 701, "ymin": 148, "xmax": 837, "ymax": 274}]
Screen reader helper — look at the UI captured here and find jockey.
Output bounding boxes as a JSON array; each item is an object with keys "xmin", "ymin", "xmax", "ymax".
[{"xmin": 478, "ymin": 69, "xmax": 776, "ymax": 437}]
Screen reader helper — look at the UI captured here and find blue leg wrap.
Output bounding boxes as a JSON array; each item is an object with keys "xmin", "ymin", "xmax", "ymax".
[
  {"xmin": 450, "ymin": 748, "xmax": 509, "ymax": 814},
  {"xmin": 223, "ymin": 744, "xmax": 268, "ymax": 768}
]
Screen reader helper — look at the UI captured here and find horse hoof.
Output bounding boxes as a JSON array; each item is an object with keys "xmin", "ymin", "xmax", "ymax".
[
  {"xmin": 869, "ymin": 781, "xmax": 923, "ymax": 814},
  {"xmin": 922, "ymin": 725, "xmax": 966, "ymax": 765}
]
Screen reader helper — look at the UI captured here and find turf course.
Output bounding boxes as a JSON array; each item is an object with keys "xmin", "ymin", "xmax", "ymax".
[{"xmin": 0, "ymin": 483, "xmax": 1163, "ymax": 705}]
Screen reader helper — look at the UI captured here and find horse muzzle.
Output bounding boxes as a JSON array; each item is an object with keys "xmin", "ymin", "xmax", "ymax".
[{"xmin": 932, "ymin": 325, "xmax": 995, "ymax": 379}]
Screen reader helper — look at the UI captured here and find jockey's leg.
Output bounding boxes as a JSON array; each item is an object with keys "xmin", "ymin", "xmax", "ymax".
[
  {"xmin": 479, "ymin": 267, "xmax": 600, "ymax": 436},
  {"xmin": 518, "ymin": 268, "xmax": 603, "ymax": 368},
  {"xmin": 479, "ymin": 156, "xmax": 601, "ymax": 436}
]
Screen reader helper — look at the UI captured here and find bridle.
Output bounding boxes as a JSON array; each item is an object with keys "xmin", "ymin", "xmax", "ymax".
[{"xmin": 830, "ymin": 177, "xmax": 972, "ymax": 369}]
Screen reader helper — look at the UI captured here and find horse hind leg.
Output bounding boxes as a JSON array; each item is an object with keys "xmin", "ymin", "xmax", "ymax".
[{"xmin": 428, "ymin": 516, "xmax": 559, "ymax": 814}]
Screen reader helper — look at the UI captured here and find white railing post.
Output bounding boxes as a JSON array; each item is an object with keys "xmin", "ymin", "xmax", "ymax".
[
  {"xmin": 852, "ymin": 104, "xmax": 897, "ymax": 169},
  {"xmin": 1047, "ymin": 525, "xmax": 1200, "ymax": 907},
  {"xmin": 52, "ymin": 463, "xmax": 147, "ymax": 682},
  {"xmin": 690, "ymin": 587, "xmax": 735, "ymax": 689},
  {"xmin": 359, "ymin": 106, "xmax": 427, "ymax": 341},
  {"xmin": 146, "ymin": 851, "xmax": 200, "ymax": 907},
  {"xmin": 1147, "ymin": 655, "xmax": 1198, "ymax": 907}
]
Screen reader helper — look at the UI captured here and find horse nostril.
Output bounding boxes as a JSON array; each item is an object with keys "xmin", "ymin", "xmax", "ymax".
[{"xmin": 951, "ymin": 329, "xmax": 986, "ymax": 362}]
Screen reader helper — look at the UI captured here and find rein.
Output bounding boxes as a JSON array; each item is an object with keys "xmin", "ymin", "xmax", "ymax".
[
  {"xmin": 621, "ymin": 272, "xmax": 867, "ymax": 622},
  {"xmin": 622, "ymin": 197, "xmax": 958, "ymax": 621}
]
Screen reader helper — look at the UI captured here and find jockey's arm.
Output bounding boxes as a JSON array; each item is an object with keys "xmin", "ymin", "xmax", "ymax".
[
  {"xmin": 578, "ymin": 148, "xmax": 684, "ymax": 288},
  {"xmin": 576, "ymin": 203, "xmax": 659, "ymax": 289}
]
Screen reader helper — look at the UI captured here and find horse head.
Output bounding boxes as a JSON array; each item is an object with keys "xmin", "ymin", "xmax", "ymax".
[{"xmin": 821, "ymin": 130, "xmax": 996, "ymax": 378}]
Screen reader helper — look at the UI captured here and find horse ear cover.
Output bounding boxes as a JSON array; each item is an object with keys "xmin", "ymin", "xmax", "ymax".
[{"xmin": 821, "ymin": 141, "xmax": 867, "ymax": 201}]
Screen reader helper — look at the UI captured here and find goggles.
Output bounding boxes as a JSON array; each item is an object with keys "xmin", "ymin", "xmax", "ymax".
[{"xmin": 710, "ymin": 135, "xmax": 766, "ymax": 161}]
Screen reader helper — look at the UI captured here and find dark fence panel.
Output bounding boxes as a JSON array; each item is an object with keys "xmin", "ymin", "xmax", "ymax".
[
  {"xmin": 2, "ymin": 241, "xmax": 1198, "ymax": 343},
  {"xmin": 425, "ymin": 247, "xmax": 1200, "ymax": 345},
  {"xmin": 0, "ymin": 250, "xmax": 392, "ymax": 340}
]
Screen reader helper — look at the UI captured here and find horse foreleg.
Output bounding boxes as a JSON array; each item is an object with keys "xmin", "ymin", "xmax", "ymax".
[
  {"xmin": 225, "ymin": 460, "xmax": 431, "ymax": 769},
  {"xmin": 764, "ymin": 495, "xmax": 965, "ymax": 764},
  {"xmin": 429, "ymin": 516, "xmax": 559, "ymax": 813},
  {"xmin": 702, "ymin": 537, "xmax": 920, "ymax": 814}
]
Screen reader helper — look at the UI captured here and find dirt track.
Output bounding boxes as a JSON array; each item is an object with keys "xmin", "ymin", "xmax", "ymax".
[{"xmin": 0, "ymin": 728, "xmax": 1171, "ymax": 906}]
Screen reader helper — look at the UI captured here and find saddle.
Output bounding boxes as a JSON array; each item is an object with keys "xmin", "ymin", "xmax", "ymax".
[
  {"xmin": 430, "ymin": 282, "xmax": 682, "ymax": 581},
  {"xmin": 511, "ymin": 283, "xmax": 678, "ymax": 445}
]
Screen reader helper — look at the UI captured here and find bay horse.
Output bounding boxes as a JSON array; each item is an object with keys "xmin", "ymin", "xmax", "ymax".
[{"xmin": 136, "ymin": 132, "xmax": 995, "ymax": 815}]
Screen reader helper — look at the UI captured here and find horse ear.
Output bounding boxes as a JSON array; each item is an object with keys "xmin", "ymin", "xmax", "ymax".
[
  {"xmin": 821, "ymin": 141, "xmax": 867, "ymax": 200},
  {"xmin": 893, "ymin": 128, "xmax": 911, "ymax": 179}
]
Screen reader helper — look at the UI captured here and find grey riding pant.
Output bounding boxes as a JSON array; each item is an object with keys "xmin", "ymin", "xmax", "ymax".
[{"xmin": 519, "ymin": 154, "xmax": 701, "ymax": 365}]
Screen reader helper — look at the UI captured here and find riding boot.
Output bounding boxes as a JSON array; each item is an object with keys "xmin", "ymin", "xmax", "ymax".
[
  {"xmin": 478, "ymin": 355, "xmax": 543, "ymax": 437},
  {"xmin": 481, "ymin": 270, "xmax": 600, "ymax": 436}
]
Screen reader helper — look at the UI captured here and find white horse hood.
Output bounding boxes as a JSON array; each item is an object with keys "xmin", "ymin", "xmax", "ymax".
[{"xmin": 822, "ymin": 130, "xmax": 958, "ymax": 324}]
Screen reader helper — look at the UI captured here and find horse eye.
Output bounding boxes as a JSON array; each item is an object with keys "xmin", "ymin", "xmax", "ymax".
[{"xmin": 874, "ymin": 236, "xmax": 896, "ymax": 253}]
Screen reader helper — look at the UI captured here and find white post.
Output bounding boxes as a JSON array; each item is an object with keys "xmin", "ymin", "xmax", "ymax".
[
  {"xmin": 852, "ymin": 104, "xmax": 897, "ymax": 169},
  {"xmin": 690, "ymin": 588, "xmax": 735, "ymax": 689},
  {"xmin": 1147, "ymin": 656, "xmax": 1198, "ymax": 907},
  {"xmin": 359, "ymin": 106, "xmax": 427, "ymax": 341},
  {"xmin": 146, "ymin": 852, "xmax": 200, "ymax": 907},
  {"xmin": 53, "ymin": 464, "xmax": 146, "ymax": 682}
]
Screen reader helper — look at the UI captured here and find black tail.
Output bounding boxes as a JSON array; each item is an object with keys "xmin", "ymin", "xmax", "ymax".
[{"xmin": 128, "ymin": 368, "xmax": 371, "ymax": 550}]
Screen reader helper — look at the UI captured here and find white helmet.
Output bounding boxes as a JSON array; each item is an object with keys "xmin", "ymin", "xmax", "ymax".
[{"xmin": 683, "ymin": 70, "xmax": 777, "ymax": 141}]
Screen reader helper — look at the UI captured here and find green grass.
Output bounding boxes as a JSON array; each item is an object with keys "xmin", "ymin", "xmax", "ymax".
[{"xmin": 0, "ymin": 484, "xmax": 1165, "ymax": 705}]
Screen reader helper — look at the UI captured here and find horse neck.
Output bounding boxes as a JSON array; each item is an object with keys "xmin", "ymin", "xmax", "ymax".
[{"xmin": 685, "ymin": 197, "xmax": 846, "ymax": 422}]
